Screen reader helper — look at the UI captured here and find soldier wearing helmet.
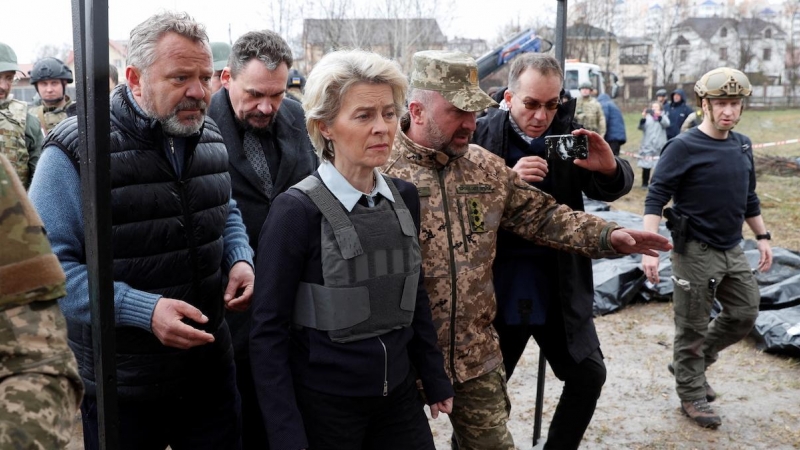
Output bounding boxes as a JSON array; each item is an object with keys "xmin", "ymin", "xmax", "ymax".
[
  {"xmin": 0, "ymin": 42, "xmax": 43, "ymax": 187},
  {"xmin": 285, "ymin": 68, "xmax": 305, "ymax": 102},
  {"xmin": 28, "ymin": 57, "xmax": 75, "ymax": 135},
  {"xmin": 210, "ymin": 41, "xmax": 231, "ymax": 94},
  {"xmin": 642, "ymin": 67, "xmax": 772, "ymax": 430},
  {"xmin": 575, "ymin": 80, "xmax": 606, "ymax": 136}
]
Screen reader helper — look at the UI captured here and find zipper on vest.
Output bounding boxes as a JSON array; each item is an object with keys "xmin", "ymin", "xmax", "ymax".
[
  {"xmin": 378, "ymin": 336, "xmax": 388, "ymax": 396},
  {"xmin": 456, "ymin": 198, "xmax": 470, "ymax": 253},
  {"xmin": 169, "ymin": 137, "xmax": 175, "ymax": 154},
  {"xmin": 437, "ymin": 169, "xmax": 459, "ymax": 379}
]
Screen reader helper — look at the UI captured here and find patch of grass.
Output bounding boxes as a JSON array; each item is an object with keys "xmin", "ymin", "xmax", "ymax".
[{"xmin": 614, "ymin": 109, "xmax": 800, "ymax": 251}]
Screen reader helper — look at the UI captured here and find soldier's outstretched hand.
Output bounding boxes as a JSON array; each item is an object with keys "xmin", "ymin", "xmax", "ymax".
[
  {"xmin": 571, "ymin": 129, "xmax": 617, "ymax": 176},
  {"xmin": 610, "ymin": 228, "xmax": 672, "ymax": 257}
]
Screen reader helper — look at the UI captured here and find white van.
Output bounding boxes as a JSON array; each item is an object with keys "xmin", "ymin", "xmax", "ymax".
[{"xmin": 564, "ymin": 61, "xmax": 619, "ymax": 99}]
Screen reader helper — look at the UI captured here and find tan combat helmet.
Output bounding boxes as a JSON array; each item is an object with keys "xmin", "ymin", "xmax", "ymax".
[{"xmin": 694, "ymin": 67, "xmax": 752, "ymax": 99}]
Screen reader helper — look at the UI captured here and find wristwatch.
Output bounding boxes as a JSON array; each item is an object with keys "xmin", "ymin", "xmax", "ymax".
[{"xmin": 755, "ymin": 231, "xmax": 771, "ymax": 241}]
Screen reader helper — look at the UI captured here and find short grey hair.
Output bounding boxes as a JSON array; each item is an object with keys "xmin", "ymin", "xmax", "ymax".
[
  {"xmin": 507, "ymin": 53, "xmax": 563, "ymax": 93},
  {"xmin": 127, "ymin": 11, "xmax": 210, "ymax": 75},
  {"xmin": 303, "ymin": 49, "xmax": 408, "ymax": 162},
  {"xmin": 228, "ymin": 30, "xmax": 293, "ymax": 77},
  {"xmin": 407, "ymin": 87, "xmax": 438, "ymax": 107}
]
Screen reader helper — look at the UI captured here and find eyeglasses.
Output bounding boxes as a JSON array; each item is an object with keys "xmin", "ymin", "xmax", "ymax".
[{"xmin": 520, "ymin": 98, "xmax": 561, "ymax": 111}]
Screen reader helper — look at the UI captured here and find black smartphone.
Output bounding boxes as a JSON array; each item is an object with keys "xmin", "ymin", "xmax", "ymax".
[
  {"xmin": 645, "ymin": 109, "xmax": 654, "ymax": 116},
  {"xmin": 545, "ymin": 134, "xmax": 589, "ymax": 161}
]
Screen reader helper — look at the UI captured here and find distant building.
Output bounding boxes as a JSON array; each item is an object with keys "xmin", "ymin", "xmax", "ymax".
[
  {"xmin": 446, "ymin": 37, "xmax": 489, "ymax": 59},
  {"xmin": 671, "ymin": 17, "xmax": 786, "ymax": 85},
  {"xmin": 302, "ymin": 18, "xmax": 446, "ymax": 73}
]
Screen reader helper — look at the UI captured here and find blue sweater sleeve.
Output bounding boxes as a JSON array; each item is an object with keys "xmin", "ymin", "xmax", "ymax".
[
  {"xmin": 29, "ymin": 147, "xmax": 161, "ymax": 330},
  {"xmin": 223, "ymin": 196, "xmax": 254, "ymax": 272}
]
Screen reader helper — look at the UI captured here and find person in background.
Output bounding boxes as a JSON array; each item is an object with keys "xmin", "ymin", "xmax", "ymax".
[
  {"xmin": 28, "ymin": 57, "xmax": 75, "ymax": 135},
  {"xmin": 30, "ymin": 12, "xmax": 254, "ymax": 449},
  {"xmin": 0, "ymin": 42, "xmax": 42, "ymax": 188},
  {"xmin": 575, "ymin": 81, "xmax": 605, "ymax": 135},
  {"xmin": 109, "ymin": 64, "xmax": 119, "ymax": 90},
  {"xmin": 0, "ymin": 153, "xmax": 83, "ymax": 449},
  {"xmin": 473, "ymin": 52, "xmax": 634, "ymax": 449},
  {"xmin": 384, "ymin": 50, "xmax": 668, "ymax": 450},
  {"xmin": 208, "ymin": 29, "xmax": 317, "ymax": 450},
  {"xmin": 597, "ymin": 92, "xmax": 626, "ymax": 156},
  {"xmin": 637, "ymin": 101, "xmax": 670, "ymax": 189},
  {"xmin": 655, "ymin": 88, "xmax": 668, "ymax": 108},
  {"xmin": 211, "ymin": 41, "xmax": 231, "ymax": 94},
  {"xmin": 681, "ymin": 108, "xmax": 703, "ymax": 133},
  {"xmin": 664, "ymin": 88, "xmax": 692, "ymax": 140},
  {"xmin": 285, "ymin": 68, "xmax": 305, "ymax": 103},
  {"xmin": 642, "ymin": 67, "xmax": 772, "ymax": 429},
  {"xmin": 250, "ymin": 48, "xmax": 453, "ymax": 450}
]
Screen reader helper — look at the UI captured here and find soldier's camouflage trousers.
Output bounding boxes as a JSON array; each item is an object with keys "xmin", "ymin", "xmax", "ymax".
[
  {"xmin": 0, "ymin": 300, "xmax": 83, "ymax": 450},
  {"xmin": 449, "ymin": 364, "xmax": 514, "ymax": 450},
  {"xmin": 671, "ymin": 241, "xmax": 759, "ymax": 402}
]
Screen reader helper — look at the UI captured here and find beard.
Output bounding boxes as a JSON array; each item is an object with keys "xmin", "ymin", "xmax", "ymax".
[
  {"xmin": 236, "ymin": 110, "xmax": 275, "ymax": 134},
  {"xmin": 424, "ymin": 119, "xmax": 471, "ymax": 157},
  {"xmin": 141, "ymin": 88, "xmax": 206, "ymax": 137}
]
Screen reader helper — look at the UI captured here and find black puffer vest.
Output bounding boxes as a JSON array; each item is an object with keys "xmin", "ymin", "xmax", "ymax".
[{"xmin": 45, "ymin": 86, "xmax": 232, "ymax": 398}]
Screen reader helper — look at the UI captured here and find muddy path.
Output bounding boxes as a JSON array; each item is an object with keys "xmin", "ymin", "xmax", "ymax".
[{"xmin": 429, "ymin": 301, "xmax": 800, "ymax": 449}]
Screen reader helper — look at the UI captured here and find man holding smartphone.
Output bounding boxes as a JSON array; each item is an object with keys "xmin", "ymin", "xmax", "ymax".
[{"xmin": 473, "ymin": 52, "xmax": 634, "ymax": 449}]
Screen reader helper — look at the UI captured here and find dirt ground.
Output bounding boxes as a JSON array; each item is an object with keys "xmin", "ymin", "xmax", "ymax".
[
  {"xmin": 428, "ymin": 301, "xmax": 800, "ymax": 450},
  {"xmin": 66, "ymin": 301, "xmax": 800, "ymax": 449}
]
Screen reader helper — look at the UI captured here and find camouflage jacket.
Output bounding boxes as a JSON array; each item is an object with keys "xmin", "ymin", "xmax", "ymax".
[
  {"xmin": 575, "ymin": 97, "xmax": 606, "ymax": 136},
  {"xmin": 0, "ymin": 98, "xmax": 43, "ymax": 188},
  {"xmin": 0, "ymin": 153, "xmax": 83, "ymax": 448},
  {"xmin": 382, "ymin": 117, "xmax": 619, "ymax": 383},
  {"xmin": 29, "ymin": 96, "xmax": 74, "ymax": 136}
]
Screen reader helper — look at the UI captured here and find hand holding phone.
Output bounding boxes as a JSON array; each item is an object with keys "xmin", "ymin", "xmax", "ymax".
[{"xmin": 545, "ymin": 134, "xmax": 589, "ymax": 161}]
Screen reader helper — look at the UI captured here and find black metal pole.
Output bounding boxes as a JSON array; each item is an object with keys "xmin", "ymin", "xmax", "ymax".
[
  {"xmin": 533, "ymin": 352, "xmax": 546, "ymax": 446},
  {"xmin": 555, "ymin": 0, "xmax": 568, "ymax": 70},
  {"xmin": 531, "ymin": 2, "xmax": 567, "ymax": 445},
  {"xmin": 70, "ymin": 0, "xmax": 119, "ymax": 448}
]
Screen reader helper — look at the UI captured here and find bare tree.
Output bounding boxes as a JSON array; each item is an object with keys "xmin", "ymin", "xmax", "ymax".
[
  {"xmin": 650, "ymin": 0, "xmax": 691, "ymax": 87},
  {"xmin": 35, "ymin": 43, "xmax": 71, "ymax": 62},
  {"xmin": 567, "ymin": 0, "xmax": 617, "ymax": 73},
  {"xmin": 784, "ymin": 0, "xmax": 800, "ymax": 106}
]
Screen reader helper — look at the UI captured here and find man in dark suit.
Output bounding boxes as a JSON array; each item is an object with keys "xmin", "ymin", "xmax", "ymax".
[{"xmin": 208, "ymin": 29, "xmax": 317, "ymax": 450}]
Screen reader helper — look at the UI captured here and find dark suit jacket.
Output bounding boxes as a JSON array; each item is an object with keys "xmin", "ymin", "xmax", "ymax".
[
  {"xmin": 473, "ymin": 105, "xmax": 633, "ymax": 363},
  {"xmin": 209, "ymin": 88, "xmax": 318, "ymax": 357}
]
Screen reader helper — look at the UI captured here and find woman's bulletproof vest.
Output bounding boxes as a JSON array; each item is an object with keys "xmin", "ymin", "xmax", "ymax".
[{"xmin": 292, "ymin": 175, "xmax": 421, "ymax": 343}]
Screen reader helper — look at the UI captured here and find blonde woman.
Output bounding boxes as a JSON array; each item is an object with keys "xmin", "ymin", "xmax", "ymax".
[{"xmin": 250, "ymin": 49, "xmax": 453, "ymax": 450}]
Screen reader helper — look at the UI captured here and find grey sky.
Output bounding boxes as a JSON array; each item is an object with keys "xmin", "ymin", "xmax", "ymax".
[{"xmin": 6, "ymin": 0, "xmax": 556, "ymax": 64}]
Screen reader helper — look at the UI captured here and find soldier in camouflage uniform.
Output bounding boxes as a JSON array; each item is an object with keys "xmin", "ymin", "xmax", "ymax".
[
  {"xmin": 575, "ymin": 81, "xmax": 606, "ymax": 136},
  {"xmin": 0, "ymin": 153, "xmax": 83, "ymax": 449},
  {"xmin": 0, "ymin": 42, "xmax": 43, "ymax": 188},
  {"xmin": 381, "ymin": 50, "xmax": 671, "ymax": 450},
  {"xmin": 28, "ymin": 57, "xmax": 75, "ymax": 136}
]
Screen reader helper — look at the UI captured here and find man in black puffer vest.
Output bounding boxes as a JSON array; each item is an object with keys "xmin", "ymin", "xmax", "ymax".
[
  {"xmin": 208, "ymin": 30, "xmax": 317, "ymax": 450},
  {"xmin": 29, "ymin": 12, "xmax": 254, "ymax": 450}
]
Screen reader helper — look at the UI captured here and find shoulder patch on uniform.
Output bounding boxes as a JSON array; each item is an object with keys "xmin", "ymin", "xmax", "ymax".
[
  {"xmin": 417, "ymin": 186, "xmax": 431, "ymax": 197},
  {"xmin": 456, "ymin": 184, "xmax": 493, "ymax": 194}
]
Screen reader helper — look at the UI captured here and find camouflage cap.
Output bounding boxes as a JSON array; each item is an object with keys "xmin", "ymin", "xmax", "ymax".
[
  {"xmin": 410, "ymin": 50, "xmax": 496, "ymax": 112},
  {"xmin": 211, "ymin": 41, "xmax": 231, "ymax": 71},
  {"xmin": 0, "ymin": 42, "xmax": 21, "ymax": 74}
]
